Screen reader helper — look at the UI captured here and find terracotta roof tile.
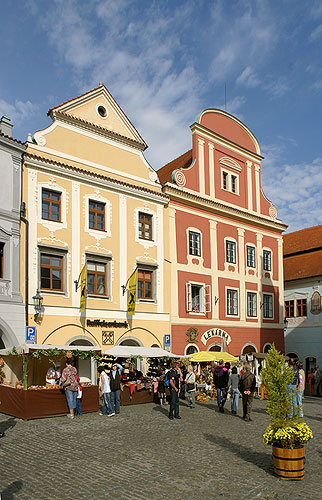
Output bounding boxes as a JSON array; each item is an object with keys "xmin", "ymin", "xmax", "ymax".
[
  {"xmin": 0, "ymin": 131, "xmax": 26, "ymax": 147},
  {"xmin": 47, "ymin": 85, "xmax": 102, "ymax": 115},
  {"xmin": 283, "ymin": 225, "xmax": 322, "ymax": 255},
  {"xmin": 157, "ymin": 149, "xmax": 192, "ymax": 185},
  {"xmin": 284, "ymin": 249, "xmax": 322, "ymax": 281}
]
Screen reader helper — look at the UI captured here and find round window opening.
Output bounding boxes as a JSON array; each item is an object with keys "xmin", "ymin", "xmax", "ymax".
[{"xmin": 97, "ymin": 105, "xmax": 107, "ymax": 118}]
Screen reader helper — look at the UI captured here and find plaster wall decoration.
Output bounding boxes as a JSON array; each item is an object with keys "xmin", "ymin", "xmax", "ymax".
[
  {"xmin": 149, "ymin": 171, "xmax": 158, "ymax": 182},
  {"xmin": 219, "ymin": 156, "xmax": 242, "ymax": 172},
  {"xmin": 137, "ymin": 253, "xmax": 156, "ymax": 263},
  {"xmin": 269, "ymin": 204, "xmax": 277, "ymax": 219},
  {"xmin": 85, "ymin": 244, "xmax": 111, "ymax": 254},
  {"xmin": 37, "ymin": 181, "xmax": 68, "ymax": 232},
  {"xmin": 12, "ymin": 156, "xmax": 20, "ymax": 173},
  {"xmin": 38, "ymin": 233, "xmax": 68, "ymax": 247},
  {"xmin": 67, "ymin": 251, "xmax": 72, "ymax": 275},
  {"xmin": 83, "ymin": 192, "xmax": 112, "ymax": 239},
  {"xmin": 0, "ymin": 280, "xmax": 11, "ymax": 296},
  {"xmin": 33, "ymin": 133, "xmax": 46, "ymax": 147},
  {"xmin": 310, "ymin": 290, "xmax": 322, "ymax": 315},
  {"xmin": 13, "ymin": 237, "xmax": 19, "ymax": 248},
  {"xmin": 173, "ymin": 169, "xmax": 186, "ymax": 187},
  {"xmin": 32, "ymin": 248, "xmax": 38, "ymax": 272},
  {"xmin": 200, "ymin": 328, "xmax": 232, "ymax": 346}
]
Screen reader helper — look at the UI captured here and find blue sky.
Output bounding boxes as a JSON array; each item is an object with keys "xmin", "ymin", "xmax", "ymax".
[{"xmin": 1, "ymin": 0, "xmax": 322, "ymax": 233}]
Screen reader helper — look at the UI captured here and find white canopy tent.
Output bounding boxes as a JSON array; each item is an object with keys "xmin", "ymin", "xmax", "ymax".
[
  {"xmin": 103, "ymin": 345, "xmax": 181, "ymax": 358},
  {"xmin": 0, "ymin": 344, "xmax": 101, "ymax": 355}
]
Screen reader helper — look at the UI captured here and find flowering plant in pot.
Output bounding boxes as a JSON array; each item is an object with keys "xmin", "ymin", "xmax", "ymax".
[{"xmin": 261, "ymin": 345, "xmax": 313, "ymax": 480}]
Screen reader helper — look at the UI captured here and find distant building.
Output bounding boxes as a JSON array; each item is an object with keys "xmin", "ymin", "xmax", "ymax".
[
  {"xmin": 0, "ymin": 116, "xmax": 26, "ymax": 348},
  {"xmin": 158, "ymin": 109, "xmax": 287, "ymax": 356},
  {"xmin": 284, "ymin": 225, "xmax": 322, "ymax": 373}
]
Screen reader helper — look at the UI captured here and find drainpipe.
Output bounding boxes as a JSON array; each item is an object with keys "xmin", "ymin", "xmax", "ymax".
[{"xmin": 20, "ymin": 202, "xmax": 29, "ymax": 327}]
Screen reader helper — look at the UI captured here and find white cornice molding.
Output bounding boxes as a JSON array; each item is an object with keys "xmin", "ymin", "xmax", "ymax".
[
  {"xmin": 219, "ymin": 156, "xmax": 242, "ymax": 172},
  {"xmin": 190, "ymin": 123, "xmax": 263, "ymax": 163},
  {"xmin": 24, "ymin": 154, "xmax": 169, "ymax": 206},
  {"xmin": 162, "ymin": 183, "xmax": 287, "ymax": 232}
]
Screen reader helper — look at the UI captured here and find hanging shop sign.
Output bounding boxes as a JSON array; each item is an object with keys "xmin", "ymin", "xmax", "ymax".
[
  {"xmin": 200, "ymin": 328, "xmax": 231, "ymax": 345},
  {"xmin": 87, "ymin": 320, "xmax": 128, "ymax": 328}
]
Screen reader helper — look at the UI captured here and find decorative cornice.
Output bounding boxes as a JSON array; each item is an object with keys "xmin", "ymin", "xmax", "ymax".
[
  {"xmin": 0, "ymin": 132, "xmax": 26, "ymax": 152},
  {"xmin": 24, "ymin": 153, "xmax": 169, "ymax": 205},
  {"xmin": 162, "ymin": 183, "xmax": 287, "ymax": 233},
  {"xmin": 52, "ymin": 110, "xmax": 147, "ymax": 151}
]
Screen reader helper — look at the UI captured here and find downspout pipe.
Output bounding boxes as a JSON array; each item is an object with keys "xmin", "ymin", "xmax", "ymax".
[{"xmin": 20, "ymin": 202, "xmax": 29, "ymax": 327}]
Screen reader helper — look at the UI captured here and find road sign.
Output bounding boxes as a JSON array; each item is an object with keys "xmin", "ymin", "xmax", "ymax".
[
  {"xmin": 164, "ymin": 334, "xmax": 171, "ymax": 349},
  {"xmin": 26, "ymin": 326, "xmax": 36, "ymax": 343}
]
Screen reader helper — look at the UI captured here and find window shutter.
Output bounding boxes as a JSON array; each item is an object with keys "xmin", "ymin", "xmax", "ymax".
[
  {"xmin": 186, "ymin": 283, "xmax": 192, "ymax": 312},
  {"xmin": 204, "ymin": 285, "xmax": 211, "ymax": 313}
]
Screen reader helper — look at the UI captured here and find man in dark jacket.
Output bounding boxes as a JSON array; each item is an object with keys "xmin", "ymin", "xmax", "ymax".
[
  {"xmin": 213, "ymin": 360, "xmax": 229, "ymax": 413},
  {"xmin": 239, "ymin": 364, "xmax": 256, "ymax": 421},
  {"xmin": 110, "ymin": 362, "xmax": 123, "ymax": 414}
]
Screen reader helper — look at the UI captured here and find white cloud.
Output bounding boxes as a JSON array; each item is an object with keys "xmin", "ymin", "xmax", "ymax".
[
  {"xmin": 309, "ymin": 23, "xmax": 322, "ymax": 41},
  {"xmin": 236, "ymin": 67, "xmax": 260, "ymax": 88},
  {"xmin": 0, "ymin": 98, "xmax": 38, "ymax": 130},
  {"xmin": 264, "ymin": 77, "xmax": 289, "ymax": 98}
]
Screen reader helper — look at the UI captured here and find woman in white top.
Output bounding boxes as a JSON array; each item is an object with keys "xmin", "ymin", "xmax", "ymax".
[
  {"xmin": 185, "ymin": 365, "xmax": 196, "ymax": 408},
  {"xmin": 99, "ymin": 366, "xmax": 114, "ymax": 417}
]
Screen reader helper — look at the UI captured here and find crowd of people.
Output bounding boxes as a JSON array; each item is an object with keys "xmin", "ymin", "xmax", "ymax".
[{"xmin": 42, "ymin": 356, "xmax": 320, "ymax": 422}]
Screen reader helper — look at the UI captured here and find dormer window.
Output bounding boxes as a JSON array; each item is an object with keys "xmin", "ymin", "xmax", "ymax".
[{"xmin": 221, "ymin": 169, "xmax": 239, "ymax": 195}]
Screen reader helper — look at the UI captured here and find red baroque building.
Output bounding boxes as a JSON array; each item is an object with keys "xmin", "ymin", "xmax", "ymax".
[{"xmin": 158, "ymin": 109, "xmax": 287, "ymax": 356}]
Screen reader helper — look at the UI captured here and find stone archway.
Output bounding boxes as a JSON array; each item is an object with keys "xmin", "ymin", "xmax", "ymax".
[
  {"xmin": 0, "ymin": 318, "xmax": 20, "ymax": 349},
  {"xmin": 68, "ymin": 337, "xmax": 97, "ymax": 384},
  {"xmin": 242, "ymin": 344, "xmax": 257, "ymax": 355}
]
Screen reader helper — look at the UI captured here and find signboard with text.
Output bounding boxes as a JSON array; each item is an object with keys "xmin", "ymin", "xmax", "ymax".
[
  {"xmin": 164, "ymin": 334, "xmax": 171, "ymax": 351},
  {"xmin": 26, "ymin": 326, "xmax": 36, "ymax": 343}
]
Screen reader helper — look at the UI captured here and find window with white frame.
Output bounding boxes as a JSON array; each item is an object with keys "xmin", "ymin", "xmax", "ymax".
[
  {"xmin": 226, "ymin": 240, "xmax": 236, "ymax": 264},
  {"xmin": 247, "ymin": 291, "xmax": 257, "ymax": 317},
  {"xmin": 39, "ymin": 248, "xmax": 67, "ymax": 292},
  {"xmin": 221, "ymin": 169, "xmax": 239, "ymax": 194},
  {"xmin": 137, "ymin": 266, "xmax": 157, "ymax": 302},
  {"xmin": 227, "ymin": 289, "xmax": 238, "ymax": 316},
  {"xmin": 186, "ymin": 283, "xmax": 211, "ymax": 313},
  {"xmin": 263, "ymin": 294, "xmax": 273, "ymax": 318},
  {"xmin": 263, "ymin": 250, "xmax": 272, "ymax": 271},
  {"xmin": 87, "ymin": 260, "xmax": 109, "ymax": 297},
  {"xmin": 246, "ymin": 245, "xmax": 256, "ymax": 268},
  {"xmin": 189, "ymin": 231, "xmax": 201, "ymax": 256}
]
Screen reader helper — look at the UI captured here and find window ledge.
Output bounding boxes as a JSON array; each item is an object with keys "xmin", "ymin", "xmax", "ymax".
[
  {"xmin": 137, "ymin": 299, "xmax": 156, "ymax": 304},
  {"xmin": 40, "ymin": 290, "xmax": 66, "ymax": 296},
  {"xmin": 87, "ymin": 294, "xmax": 110, "ymax": 300}
]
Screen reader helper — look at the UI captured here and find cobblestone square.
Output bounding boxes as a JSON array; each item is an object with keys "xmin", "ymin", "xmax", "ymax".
[{"xmin": 0, "ymin": 397, "xmax": 321, "ymax": 500}]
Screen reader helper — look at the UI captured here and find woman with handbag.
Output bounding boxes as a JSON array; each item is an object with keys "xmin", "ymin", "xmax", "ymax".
[
  {"xmin": 60, "ymin": 358, "xmax": 78, "ymax": 419},
  {"xmin": 185, "ymin": 365, "xmax": 196, "ymax": 408}
]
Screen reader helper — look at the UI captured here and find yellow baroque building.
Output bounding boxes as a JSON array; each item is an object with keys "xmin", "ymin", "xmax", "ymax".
[{"xmin": 21, "ymin": 84, "xmax": 171, "ymax": 366}]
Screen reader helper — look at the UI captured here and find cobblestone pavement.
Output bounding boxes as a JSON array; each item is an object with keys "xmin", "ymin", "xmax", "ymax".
[{"xmin": 0, "ymin": 396, "xmax": 321, "ymax": 500}]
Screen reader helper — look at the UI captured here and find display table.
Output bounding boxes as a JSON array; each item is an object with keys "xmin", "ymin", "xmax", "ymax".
[
  {"xmin": 0, "ymin": 385, "xmax": 99, "ymax": 420},
  {"xmin": 120, "ymin": 384, "xmax": 154, "ymax": 405}
]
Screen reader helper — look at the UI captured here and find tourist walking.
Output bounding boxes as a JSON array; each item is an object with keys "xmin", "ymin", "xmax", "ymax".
[
  {"xmin": 228, "ymin": 366, "xmax": 240, "ymax": 415},
  {"xmin": 239, "ymin": 364, "xmax": 256, "ymax": 421},
  {"xmin": 60, "ymin": 358, "xmax": 78, "ymax": 419},
  {"xmin": 286, "ymin": 359, "xmax": 299, "ymax": 418},
  {"xmin": 213, "ymin": 359, "xmax": 229, "ymax": 413},
  {"xmin": 314, "ymin": 366, "xmax": 322, "ymax": 396},
  {"xmin": 185, "ymin": 365, "xmax": 196, "ymax": 408},
  {"xmin": 99, "ymin": 365, "xmax": 114, "ymax": 416},
  {"xmin": 308, "ymin": 368, "xmax": 315, "ymax": 396},
  {"xmin": 168, "ymin": 361, "xmax": 182, "ymax": 420},
  {"xmin": 109, "ymin": 362, "xmax": 123, "ymax": 414},
  {"xmin": 296, "ymin": 361, "xmax": 305, "ymax": 417}
]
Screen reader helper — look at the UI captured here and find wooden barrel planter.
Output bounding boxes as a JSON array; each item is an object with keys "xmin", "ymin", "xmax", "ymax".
[{"xmin": 272, "ymin": 446, "xmax": 305, "ymax": 480}]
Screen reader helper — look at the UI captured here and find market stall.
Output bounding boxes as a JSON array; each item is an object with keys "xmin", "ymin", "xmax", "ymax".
[
  {"xmin": 103, "ymin": 346, "xmax": 180, "ymax": 406},
  {"xmin": 0, "ymin": 344, "xmax": 101, "ymax": 420}
]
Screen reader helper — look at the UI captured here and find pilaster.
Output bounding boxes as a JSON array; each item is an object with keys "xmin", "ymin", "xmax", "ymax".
[
  {"xmin": 246, "ymin": 160, "xmax": 253, "ymax": 212},
  {"xmin": 210, "ymin": 220, "xmax": 218, "ymax": 320},
  {"xmin": 254, "ymin": 164, "xmax": 260, "ymax": 214},
  {"xmin": 208, "ymin": 143, "xmax": 215, "ymax": 198},
  {"xmin": 238, "ymin": 228, "xmax": 245, "ymax": 320},
  {"xmin": 198, "ymin": 138, "xmax": 205, "ymax": 195}
]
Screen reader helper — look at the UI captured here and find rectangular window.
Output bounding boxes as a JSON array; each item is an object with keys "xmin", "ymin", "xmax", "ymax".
[
  {"xmin": 189, "ymin": 231, "xmax": 201, "ymax": 256},
  {"xmin": 87, "ymin": 261, "xmax": 107, "ymax": 296},
  {"xmin": 227, "ymin": 289, "xmax": 238, "ymax": 316},
  {"xmin": 284, "ymin": 300, "xmax": 294, "ymax": 318},
  {"xmin": 222, "ymin": 171, "xmax": 228, "ymax": 190},
  {"xmin": 246, "ymin": 245, "xmax": 256, "ymax": 268},
  {"xmin": 138, "ymin": 270, "xmax": 153, "ymax": 299},
  {"xmin": 226, "ymin": 240, "xmax": 236, "ymax": 264},
  {"xmin": 40, "ymin": 253, "xmax": 63, "ymax": 291},
  {"xmin": 42, "ymin": 189, "xmax": 61, "ymax": 222},
  {"xmin": 138, "ymin": 212, "xmax": 152, "ymax": 241},
  {"xmin": 0, "ymin": 243, "xmax": 4, "ymax": 278},
  {"xmin": 263, "ymin": 250, "xmax": 272, "ymax": 271},
  {"xmin": 89, "ymin": 200, "xmax": 105, "ymax": 231},
  {"xmin": 247, "ymin": 292, "xmax": 257, "ymax": 317},
  {"xmin": 296, "ymin": 299, "xmax": 307, "ymax": 317},
  {"xmin": 263, "ymin": 294, "xmax": 273, "ymax": 319},
  {"xmin": 186, "ymin": 283, "xmax": 211, "ymax": 314},
  {"xmin": 231, "ymin": 175, "xmax": 237, "ymax": 193}
]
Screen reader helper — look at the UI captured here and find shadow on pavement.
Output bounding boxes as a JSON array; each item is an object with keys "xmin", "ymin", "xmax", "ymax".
[
  {"xmin": 303, "ymin": 414, "xmax": 322, "ymax": 423},
  {"xmin": 194, "ymin": 401, "xmax": 218, "ymax": 411},
  {"xmin": 1, "ymin": 480, "xmax": 23, "ymax": 500},
  {"xmin": 251, "ymin": 407, "xmax": 267, "ymax": 415},
  {"xmin": 152, "ymin": 405, "xmax": 169, "ymax": 416},
  {"xmin": 0, "ymin": 417, "xmax": 17, "ymax": 434},
  {"xmin": 204, "ymin": 433, "xmax": 274, "ymax": 476}
]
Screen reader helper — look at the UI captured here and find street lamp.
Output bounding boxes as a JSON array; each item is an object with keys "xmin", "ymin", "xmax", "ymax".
[{"xmin": 33, "ymin": 289, "xmax": 43, "ymax": 322}]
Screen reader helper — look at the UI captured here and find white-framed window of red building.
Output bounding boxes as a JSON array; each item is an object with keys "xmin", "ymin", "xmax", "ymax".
[
  {"xmin": 247, "ymin": 291, "xmax": 257, "ymax": 317},
  {"xmin": 227, "ymin": 288, "xmax": 238, "ymax": 316},
  {"xmin": 263, "ymin": 249, "xmax": 272, "ymax": 271},
  {"xmin": 246, "ymin": 245, "xmax": 256, "ymax": 268},
  {"xmin": 186, "ymin": 282, "xmax": 211, "ymax": 313},
  {"xmin": 226, "ymin": 240, "xmax": 237, "ymax": 264},
  {"xmin": 263, "ymin": 293, "xmax": 273, "ymax": 319}
]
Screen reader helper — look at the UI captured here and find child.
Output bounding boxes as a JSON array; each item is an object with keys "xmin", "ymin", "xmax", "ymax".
[
  {"xmin": 75, "ymin": 376, "xmax": 83, "ymax": 416},
  {"xmin": 158, "ymin": 374, "xmax": 168, "ymax": 406}
]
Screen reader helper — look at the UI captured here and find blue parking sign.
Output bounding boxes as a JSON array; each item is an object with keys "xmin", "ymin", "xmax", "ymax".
[
  {"xmin": 26, "ymin": 326, "xmax": 36, "ymax": 343},
  {"xmin": 164, "ymin": 334, "xmax": 171, "ymax": 346}
]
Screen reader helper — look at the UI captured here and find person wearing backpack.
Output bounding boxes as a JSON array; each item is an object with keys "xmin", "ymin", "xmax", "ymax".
[
  {"xmin": 168, "ymin": 361, "xmax": 182, "ymax": 420},
  {"xmin": 213, "ymin": 359, "xmax": 229, "ymax": 413}
]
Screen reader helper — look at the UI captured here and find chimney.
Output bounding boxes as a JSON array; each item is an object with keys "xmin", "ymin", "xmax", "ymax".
[{"xmin": 0, "ymin": 116, "xmax": 13, "ymax": 137}]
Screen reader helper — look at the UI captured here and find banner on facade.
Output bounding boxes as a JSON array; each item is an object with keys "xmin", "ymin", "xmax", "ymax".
[
  {"xmin": 127, "ymin": 269, "xmax": 138, "ymax": 315},
  {"xmin": 79, "ymin": 264, "xmax": 87, "ymax": 312},
  {"xmin": 200, "ymin": 328, "xmax": 231, "ymax": 346}
]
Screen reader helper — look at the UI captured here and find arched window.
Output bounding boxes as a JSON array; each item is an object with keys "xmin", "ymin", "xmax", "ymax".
[{"xmin": 186, "ymin": 345, "xmax": 198, "ymax": 355}]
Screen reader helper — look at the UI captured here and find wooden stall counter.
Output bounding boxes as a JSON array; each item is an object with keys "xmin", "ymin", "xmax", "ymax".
[
  {"xmin": 120, "ymin": 384, "xmax": 154, "ymax": 405},
  {"xmin": 0, "ymin": 385, "xmax": 99, "ymax": 420}
]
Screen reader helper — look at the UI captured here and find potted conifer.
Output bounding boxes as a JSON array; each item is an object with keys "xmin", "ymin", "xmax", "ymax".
[{"xmin": 261, "ymin": 345, "xmax": 313, "ymax": 480}]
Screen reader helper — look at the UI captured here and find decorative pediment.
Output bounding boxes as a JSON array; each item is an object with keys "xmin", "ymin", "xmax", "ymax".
[{"xmin": 219, "ymin": 156, "xmax": 242, "ymax": 172}]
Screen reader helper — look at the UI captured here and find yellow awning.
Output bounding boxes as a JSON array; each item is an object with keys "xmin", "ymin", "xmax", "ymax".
[{"xmin": 188, "ymin": 351, "xmax": 238, "ymax": 363}]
